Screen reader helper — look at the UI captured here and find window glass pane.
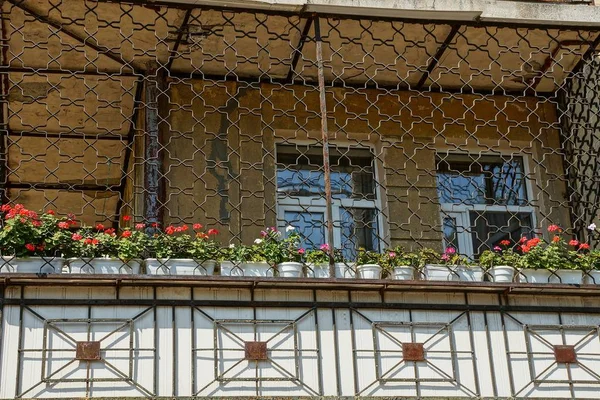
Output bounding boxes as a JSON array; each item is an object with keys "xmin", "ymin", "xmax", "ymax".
[
  {"xmin": 340, "ymin": 208, "xmax": 379, "ymax": 261},
  {"xmin": 443, "ymin": 216, "xmax": 460, "ymax": 252},
  {"xmin": 283, "ymin": 211, "xmax": 325, "ymax": 249},
  {"xmin": 436, "ymin": 155, "xmax": 528, "ymax": 205},
  {"xmin": 277, "ymin": 145, "xmax": 375, "ymax": 200},
  {"xmin": 469, "ymin": 211, "xmax": 534, "ymax": 257}
]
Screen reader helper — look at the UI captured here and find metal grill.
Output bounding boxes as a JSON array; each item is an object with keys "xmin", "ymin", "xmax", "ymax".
[{"xmin": 0, "ymin": 0, "xmax": 599, "ymax": 259}]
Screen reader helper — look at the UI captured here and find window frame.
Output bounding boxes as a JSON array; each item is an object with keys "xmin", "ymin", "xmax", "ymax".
[
  {"xmin": 274, "ymin": 139, "xmax": 385, "ymax": 253},
  {"xmin": 436, "ymin": 151, "xmax": 537, "ymax": 258}
]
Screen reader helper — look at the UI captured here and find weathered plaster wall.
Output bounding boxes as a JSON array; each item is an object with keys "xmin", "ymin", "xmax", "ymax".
[{"xmin": 163, "ymin": 80, "xmax": 568, "ymax": 248}]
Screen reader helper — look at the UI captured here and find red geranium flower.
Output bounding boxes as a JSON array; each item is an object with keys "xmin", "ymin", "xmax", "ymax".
[
  {"xmin": 46, "ymin": 209, "xmax": 55, "ymax": 215},
  {"xmin": 122, "ymin": 215, "xmax": 131, "ymax": 222},
  {"xmin": 552, "ymin": 236, "xmax": 561, "ymax": 243},
  {"xmin": 95, "ymin": 223, "xmax": 105, "ymax": 231},
  {"xmin": 1, "ymin": 204, "xmax": 11, "ymax": 212},
  {"xmin": 207, "ymin": 228, "xmax": 219, "ymax": 236},
  {"xmin": 121, "ymin": 230, "xmax": 132, "ymax": 238},
  {"xmin": 193, "ymin": 223, "xmax": 202, "ymax": 230},
  {"xmin": 569, "ymin": 239, "xmax": 579, "ymax": 246},
  {"xmin": 579, "ymin": 243, "xmax": 590, "ymax": 250},
  {"xmin": 519, "ymin": 237, "xmax": 527, "ymax": 244},
  {"xmin": 84, "ymin": 238, "xmax": 93, "ymax": 245},
  {"xmin": 104, "ymin": 228, "xmax": 116, "ymax": 235},
  {"xmin": 58, "ymin": 221, "xmax": 70, "ymax": 229},
  {"xmin": 165, "ymin": 226, "xmax": 175, "ymax": 235},
  {"xmin": 499, "ymin": 240, "xmax": 511, "ymax": 246},
  {"xmin": 520, "ymin": 245, "xmax": 531, "ymax": 253},
  {"xmin": 72, "ymin": 233, "xmax": 83, "ymax": 241},
  {"xmin": 548, "ymin": 224, "xmax": 561, "ymax": 233},
  {"xmin": 25, "ymin": 243, "xmax": 36, "ymax": 252},
  {"xmin": 151, "ymin": 222, "xmax": 159, "ymax": 228},
  {"xmin": 135, "ymin": 223, "xmax": 146, "ymax": 230},
  {"xmin": 91, "ymin": 239, "xmax": 99, "ymax": 245}
]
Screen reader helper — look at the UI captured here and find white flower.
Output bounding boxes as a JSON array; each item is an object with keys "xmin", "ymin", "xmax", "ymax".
[
  {"xmin": 254, "ymin": 239, "xmax": 263, "ymax": 244},
  {"xmin": 589, "ymin": 223, "xmax": 597, "ymax": 231},
  {"xmin": 229, "ymin": 244, "xmax": 235, "ymax": 249},
  {"xmin": 286, "ymin": 225, "xmax": 295, "ymax": 232}
]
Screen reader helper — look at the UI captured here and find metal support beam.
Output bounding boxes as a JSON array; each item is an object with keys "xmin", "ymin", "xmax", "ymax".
[
  {"xmin": 6, "ymin": 182, "xmax": 117, "ymax": 191},
  {"xmin": 166, "ymin": 9, "xmax": 193, "ymax": 72},
  {"xmin": 0, "ymin": 9, "xmax": 9, "ymax": 204},
  {"xmin": 115, "ymin": 77, "xmax": 144, "ymax": 227},
  {"xmin": 1, "ymin": 66, "xmax": 138, "ymax": 77},
  {"xmin": 8, "ymin": 131, "xmax": 128, "ymax": 141},
  {"xmin": 6, "ymin": 0, "xmax": 134, "ymax": 72},
  {"xmin": 286, "ymin": 16, "xmax": 313, "ymax": 83},
  {"xmin": 143, "ymin": 62, "xmax": 165, "ymax": 229},
  {"xmin": 415, "ymin": 24, "xmax": 460, "ymax": 90}
]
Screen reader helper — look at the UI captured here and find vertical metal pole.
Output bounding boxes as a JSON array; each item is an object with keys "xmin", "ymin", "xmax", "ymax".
[
  {"xmin": 314, "ymin": 16, "xmax": 335, "ymax": 278},
  {"xmin": 0, "ymin": 12, "xmax": 9, "ymax": 204},
  {"xmin": 144, "ymin": 61, "xmax": 164, "ymax": 229}
]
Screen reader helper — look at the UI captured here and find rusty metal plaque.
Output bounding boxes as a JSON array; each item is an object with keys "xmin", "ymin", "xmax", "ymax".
[
  {"xmin": 76, "ymin": 341, "xmax": 101, "ymax": 361},
  {"xmin": 402, "ymin": 342, "xmax": 425, "ymax": 362},
  {"xmin": 245, "ymin": 341, "xmax": 268, "ymax": 360},
  {"xmin": 554, "ymin": 345, "xmax": 576, "ymax": 363}
]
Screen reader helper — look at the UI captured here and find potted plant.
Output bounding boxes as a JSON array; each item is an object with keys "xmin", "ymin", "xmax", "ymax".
[
  {"xmin": 219, "ymin": 243, "xmax": 252, "ymax": 277},
  {"xmin": 479, "ymin": 240, "xmax": 519, "ymax": 282},
  {"xmin": 516, "ymin": 235, "xmax": 551, "ymax": 283},
  {"xmin": 67, "ymin": 220, "xmax": 143, "ymax": 274},
  {"xmin": 275, "ymin": 226, "xmax": 304, "ymax": 278},
  {"xmin": 146, "ymin": 224, "xmax": 218, "ymax": 275},
  {"xmin": 423, "ymin": 247, "xmax": 458, "ymax": 281},
  {"xmin": 380, "ymin": 248, "xmax": 417, "ymax": 281},
  {"xmin": 305, "ymin": 244, "xmax": 351, "ymax": 278},
  {"xmin": 222, "ymin": 228, "xmax": 280, "ymax": 277},
  {"xmin": 0, "ymin": 205, "xmax": 66, "ymax": 273},
  {"xmin": 583, "ymin": 250, "xmax": 600, "ymax": 284},
  {"xmin": 356, "ymin": 248, "xmax": 382, "ymax": 279}
]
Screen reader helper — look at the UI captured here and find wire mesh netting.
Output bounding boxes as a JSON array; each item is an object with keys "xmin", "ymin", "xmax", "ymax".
[{"xmin": 0, "ymin": 0, "xmax": 599, "ymax": 265}]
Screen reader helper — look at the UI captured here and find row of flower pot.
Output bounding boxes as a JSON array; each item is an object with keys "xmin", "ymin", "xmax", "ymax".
[{"xmin": 1, "ymin": 257, "xmax": 599, "ymax": 284}]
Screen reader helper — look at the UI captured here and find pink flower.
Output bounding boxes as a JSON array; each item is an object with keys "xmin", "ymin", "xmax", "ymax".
[
  {"xmin": 193, "ymin": 223, "xmax": 202, "ymax": 230},
  {"xmin": 569, "ymin": 239, "xmax": 579, "ymax": 247},
  {"xmin": 298, "ymin": 248, "xmax": 305, "ymax": 255},
  {"xmin": 72, "ymin": 233, "xmax": 83, "ymax": 241},
  {"xmin": 388, "ymin": 251, "xmax": 396, "ymax": 258},
  {"xmin": 260, "ymin": 230, "xmax": 268, "ymax": 237},
  {"xmin": 441, "ymin": 254, "xmax": 450, "ymax": 261},
  {"xmin": 135, "ymin": 223, "xmax": 145, "ymax": 230},
  {"xmin": 57, "ymin": 222, "xmax": 70, "ymax": 229},
  {"xmin": 493, "ymin": 246, "xmax": 502, "ymax": 251},
  {"xmin": 445, "ymin": 247, "xmax": 456, "ymax": 254},
  {"xmin": 319, "ymin": 243, "xmax": 330, "ymax": 251}
]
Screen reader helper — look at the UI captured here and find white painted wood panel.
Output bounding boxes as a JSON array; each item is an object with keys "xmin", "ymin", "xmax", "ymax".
[{"xmin": 2, "ymin": 285, "xmax": 600, "ymax": 398}]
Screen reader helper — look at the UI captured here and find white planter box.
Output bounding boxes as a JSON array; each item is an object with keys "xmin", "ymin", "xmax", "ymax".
[
  {"xmin": 424, "ymin": 264, "xmax": 458, "ymax": 281},
  {"xmin": 518, "ymin": 268, "xmax": 551, "ymax": 283},
  {"xmin": 392, "ymin": 266, "xmax": 415, "ymax": 281},
  {"xmin": 585, "ymin": 270, "xmax": 600, "ymax": 284},
  {"xmin": 146, "ymin": 259, "xmax": 216, "ymax": 275},
  {"xmin": 220, "ymin": 261, "xmax": 274, "ymax": 277},
  {"xmin": 549, "ymin": 269, "xmax": 583, "ymax": 284},
  {"xmin": 0, "ymin": 257, "xmax": 64, "ymax": 274},
  {"xmin": 489, "ymin": 265, "xmax": 515, "ymax": 283},
  {"xmin": 306, "ymin": 263, "xmax": 355, "ymax": 278},
  {"xmin": 357, "ymin": 264, "xmax": 382, "ymax": 279},
  {"xmin": 456, "ymin": 265, "xmax": 484, "ymax": 282},
  {"xmin": 68, "ymin": 258, "xmax": 141, "ymax": 274},
  {"xmin": 278, "ymin": 262, "xmax": 304, "ymax": 278}
]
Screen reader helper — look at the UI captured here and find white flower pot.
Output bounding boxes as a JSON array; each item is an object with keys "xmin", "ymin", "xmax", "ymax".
[
  {"xmin": 585, "ymin": 270, "xmax": 600, "ymax": 284},
  {"xmin": 335, "ymin": 263, "xmax": 356, "ymax": 279},
  {"xmin": 489, "ymin": 265, "xmax": 515, "ymax": 283},
  {"xmin": 549, "ymin": 269, "xmax": 583, "ymax": 284},
  {"xmin": 278, "ymin": 262, "xmax": 304, "ymax": 278},
  {"xmin": 0, "ymin": 256, "xmax": 64, "ymax": 274},
  {"xmin": 146, "ymin": 259, "xmax": 216, "ymax": 275},
  {"xmin": 357, "ymin": 264, "xmax": 382, "ymax": 279},
  {"xmin": 455, "ymin": 265, "xmax": 484, "ymax": 282},
  {"xmin": 518, "ymin": 268, "xmax": 551, "ymax": 283},
  {"xmin": 424, "ymin": 264, "xmax": 458, "ymax": 281},
  {"xmin": 393, "ymin": 266, "xmax": 415, "ymax": 281},
  {"xmin": 243, "ymin": 262, "xmax": 274, "ymax": 277},
  {"xmin": 306, "ymin": 263, "xmax": 330, "ymax": 278},
  {"xmin": 219, "ymin": 261, "xmax": 245, "ymax": 277},
  {"xmin": 68, "ymin": 258, "xmax": 141, "ymax": 274}
]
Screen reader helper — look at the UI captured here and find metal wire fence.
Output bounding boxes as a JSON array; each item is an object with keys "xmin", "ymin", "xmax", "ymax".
[{"xmin": 0, "ymin": 0, "xmax": 599, "ymax": 262}]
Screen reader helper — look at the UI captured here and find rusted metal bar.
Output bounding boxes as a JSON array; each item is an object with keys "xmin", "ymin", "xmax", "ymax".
[
  {"xmin": 166, "ymin": 9, "xmax": 193, "ymax": 72},
  {"xmin": 415, "ymin": 24, "xmax": 461, "ymax": 90},
  {"xmin": 314, "ymin": 16, "xmax": 335, "ymax": 278},
  {"xmin": 144, "ymin": 62, "xmax": 165, "ymax": 229},
  {"xmin": 286, "ymin": 16, "xmax": 313, "ymax": 84}
]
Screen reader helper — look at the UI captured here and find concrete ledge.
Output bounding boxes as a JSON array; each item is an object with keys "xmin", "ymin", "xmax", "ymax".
[{"xmin": 150, "ymin": 0, "xmax": 600, "ymax": 27}]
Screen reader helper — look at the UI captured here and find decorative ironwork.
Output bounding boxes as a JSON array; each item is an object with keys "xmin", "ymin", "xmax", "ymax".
[
  {"xmin": 245, "ymin": 341, "xmax": 268, "ymax": 361},
  {"xmin": 402, "ymin": 342, "xmax": 425, "ymax": 362},
  {"xmin": 554, "ymin": 345, "xmax": 577, "ymax": 363},
  {"xmin": 75, "ymin": 341, "xmax": 101, "ymax": 361}
]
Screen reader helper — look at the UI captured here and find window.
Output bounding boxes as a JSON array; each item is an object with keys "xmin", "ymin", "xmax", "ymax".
[
  {"xmin": 436, "ymin": 154, "xmax": 535, "ymax": 258},
  {"xmin": 276, "ymin": 144, "xmax": 381, "ymax": 260}
]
